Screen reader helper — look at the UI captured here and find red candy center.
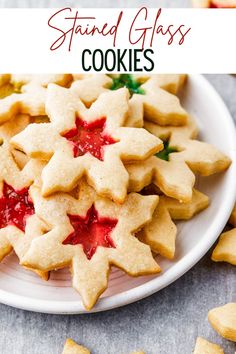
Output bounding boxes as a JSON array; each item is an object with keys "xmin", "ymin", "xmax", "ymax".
[
  {"xmin": 0, "ymin": 183, "xmax": 35, "ymax": 232},
  {"xmin": 63, "ymin": 205, "xmax": 117, "ymax": 260},
  {"xmin": 63, "ymin": 117, "xmax": 117, "ymax": 161}
]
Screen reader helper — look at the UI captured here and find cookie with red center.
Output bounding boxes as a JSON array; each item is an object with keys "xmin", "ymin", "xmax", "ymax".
[
  {"xmin": 0, "ymin": 74, "xmax": 72, "ymax": 124},
  {"xmin": 11, "ymin": 86, "xmax": 163, "ymax": 203},
  {"xmin": 21, "ymin": 181, "xmax": 160, "ymax": 310},
  {"xmin": 0, "ymin": 118, "xmax": 49, "ymax": 279},
  {"xmin": 128, "ymin": 117, "xmax": 230, "ymax": 202},
  {"xmin": 72, "ymin": 74, "xmax": 188, "ymax": 127},
  {"xmin": 192, "ymin": 0, "xmax": 236, "ymax": 7}
]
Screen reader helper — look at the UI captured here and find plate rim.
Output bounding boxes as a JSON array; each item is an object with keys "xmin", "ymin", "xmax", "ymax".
[{"xmin": 1, "ymin": 74, "xmax": 236, "ymax": 314}]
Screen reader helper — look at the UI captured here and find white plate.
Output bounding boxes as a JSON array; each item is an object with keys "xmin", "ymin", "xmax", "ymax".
[{"xmin": 0, "ymin": 75, "xmax": 236, "ymax": 314}]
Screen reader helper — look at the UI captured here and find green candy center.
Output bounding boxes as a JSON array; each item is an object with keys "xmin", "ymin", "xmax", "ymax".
[
  {"xmin": 110, "ymin": 74, "xmax": 145, "ymax": 97},
  {"xmin": 155, "ymin": 141, "xmax": 177, "ymax": 161}
]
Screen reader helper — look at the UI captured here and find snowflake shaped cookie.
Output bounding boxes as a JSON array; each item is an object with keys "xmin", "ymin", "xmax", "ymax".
[
  {"xmin": 0, "ymin": 127, "xmax": 48, "ymax": 279},
  {"xmin": 139, "ymin": 189, "xmax": 209, "ymax": 259},
  {"xmin": 128, "ymin": 117, "xmax": 231, "ymax": 203},
  {"xmin": 21, "ymin": 182, "xmax": 160, "ymax": 310},
  {"xmin": 72, "ymin": 74, "xmax": 188, "ymax": 127},
  {"xmin": 12, "ymin": 86, "xmax": 162, "ymax": 203},
  {"xmin": 0, "ymin": 74, "xmax": 72, "ymax": 124},
  {"xmin": 145, "ymin": 117, "xmax": 231, "ymax": 176}
]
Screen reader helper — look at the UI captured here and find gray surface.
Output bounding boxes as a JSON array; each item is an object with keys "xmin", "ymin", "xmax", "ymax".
[
  {"xmin": 0, "ymin": 0, "xmax": 190, "ymax": 8},
  {"xmin": 0, "ymin": 1, "xmax": 236, "ymax": 354}
]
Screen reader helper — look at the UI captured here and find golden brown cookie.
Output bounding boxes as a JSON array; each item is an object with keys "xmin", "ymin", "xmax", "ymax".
[
  {"xmin": 211, "ymin": 228, "xmax": 236, "ymax": 265},
  {"xmin": 145, "ymin": 118, "xmax": 231, "ymax": 177},
  {"xmin": 62, "ymin": 339, "xmax": 90, "ymax": 354},
  {"xmin": 62, "ymin": 339, "xmax": 146, "ymax": 354},
  {"xmin": 12, "ymin": 86, "xmax": 162, "ymax": 203},
  {"xmin": 192, "ymin": 0, "xmax": 236, "ymax": 7},
  {"xmin": 193, "ymin": 337, "xmax": 224, "ymax": 354},
  {"xmin": 127, "ymin": 156, "xmax": 195, "ymax": 203},
  {"xmin": 0, "ymin": 74, "xmax": 72, "ymax": 124},
  {"xmin": 21, "ymin": 182, "xmax": 160, "ymax": 310},
  {"xmin": 139, "ymin": 189, "xmax": 209, "ymax": 259},
  {"xmin": 229, "ymin": 204, "xmax": 236, "ymax": 227},
  {"xmin": 72, "ymin": 74, "xmax": 188, "ymax": 126},
  {"xmin": 144, "ymin": 74, "xmax": 187, "ymax": 95},
  {"xmin": 208, "ymin": 303, "xmax": 236, "ymax": 342},
  {"xmin": 0, "ymin": 134, "xmax": 48, "ymax": 279}
]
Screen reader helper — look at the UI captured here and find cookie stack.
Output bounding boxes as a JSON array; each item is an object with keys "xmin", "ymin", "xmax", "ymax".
[{"xmin": 0, "ymin": 74, "xmax": 231, "ymax": 310}]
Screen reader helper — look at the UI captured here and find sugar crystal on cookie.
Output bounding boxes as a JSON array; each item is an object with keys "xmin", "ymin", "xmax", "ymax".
[{"xmin": 63, "ymin": 117, "xmax": 117, "ymax": 160}]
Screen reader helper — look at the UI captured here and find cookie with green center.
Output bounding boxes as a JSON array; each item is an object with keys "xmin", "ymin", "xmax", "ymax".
[
  {"xmin": 11, "ymin": 86, "xmax": 163, "ymax": 203},
  {"xmin": 72, "ymin": 74, "xmax": 188, "ymax": 127},
  {"xmin": 128, "ymin": 116, "xmax": 230, "ymax": 202},
  {"xmin": 144, "ymin": 118, "xmax": 231, "ymax": 176},
  {"xmin": 127, "ymin": 118, "xmax": 196, "ymax": 202},
  {"xmin": 138, "ymin": 189, "xmax": 209, "ymax": 259},
  {"xmin": 21, "ymin": 181, "xmax": 160, "ymax": 310},
  {"xmin": 110, "ymin": 74, "xmax": 145, "ymax": 96},
  {"xmin": 109, "ymin": 74, "xmax": 188, "ymax": 128},
  {"xmin": 0, "ymin": 74, "xmax": 72, "ymax": 125},
  {"xmin": 155, "ymin": 140, "xmax": 178, "ymax": 161},
  {"xmin": 0, "ymin": 118, "xmax": 48, "ymax": 280}
]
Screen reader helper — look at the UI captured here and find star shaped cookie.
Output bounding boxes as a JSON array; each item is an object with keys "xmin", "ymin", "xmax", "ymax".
[
  {"xmin": 72, "ymin": 74, "xmax": 188, "ymax": 126},
  {"xmin": 129, "ymin": 117, "xmax": 231, "ymax": 202},
  {"xmin": 127, "ymin": 118, "xmax": 198, "ymax": 202},
  {"xmin": 0, "ymin": 74, "xmax": 72, "ymax": 124},
  {"xmin": 11, "ymin": 86, "xmax": 162, "ymax": 203},
  {"xmin": 0, "ymin": 137, "xmax": 48, "ymax": 279},
  {"xmin": 145, "ymin": 117, "xmax": 231, "ymax": 176},
  {"xmin": 21, "ymin": 182, "xmax": 160, "ymax": 310},
  {"xmin": 0, "ymin": 116, "xmax": 49, "ymax": 279},
  {"xmin": 139, "ymin": 189, "xmax": 209, "ymax": 259}
]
